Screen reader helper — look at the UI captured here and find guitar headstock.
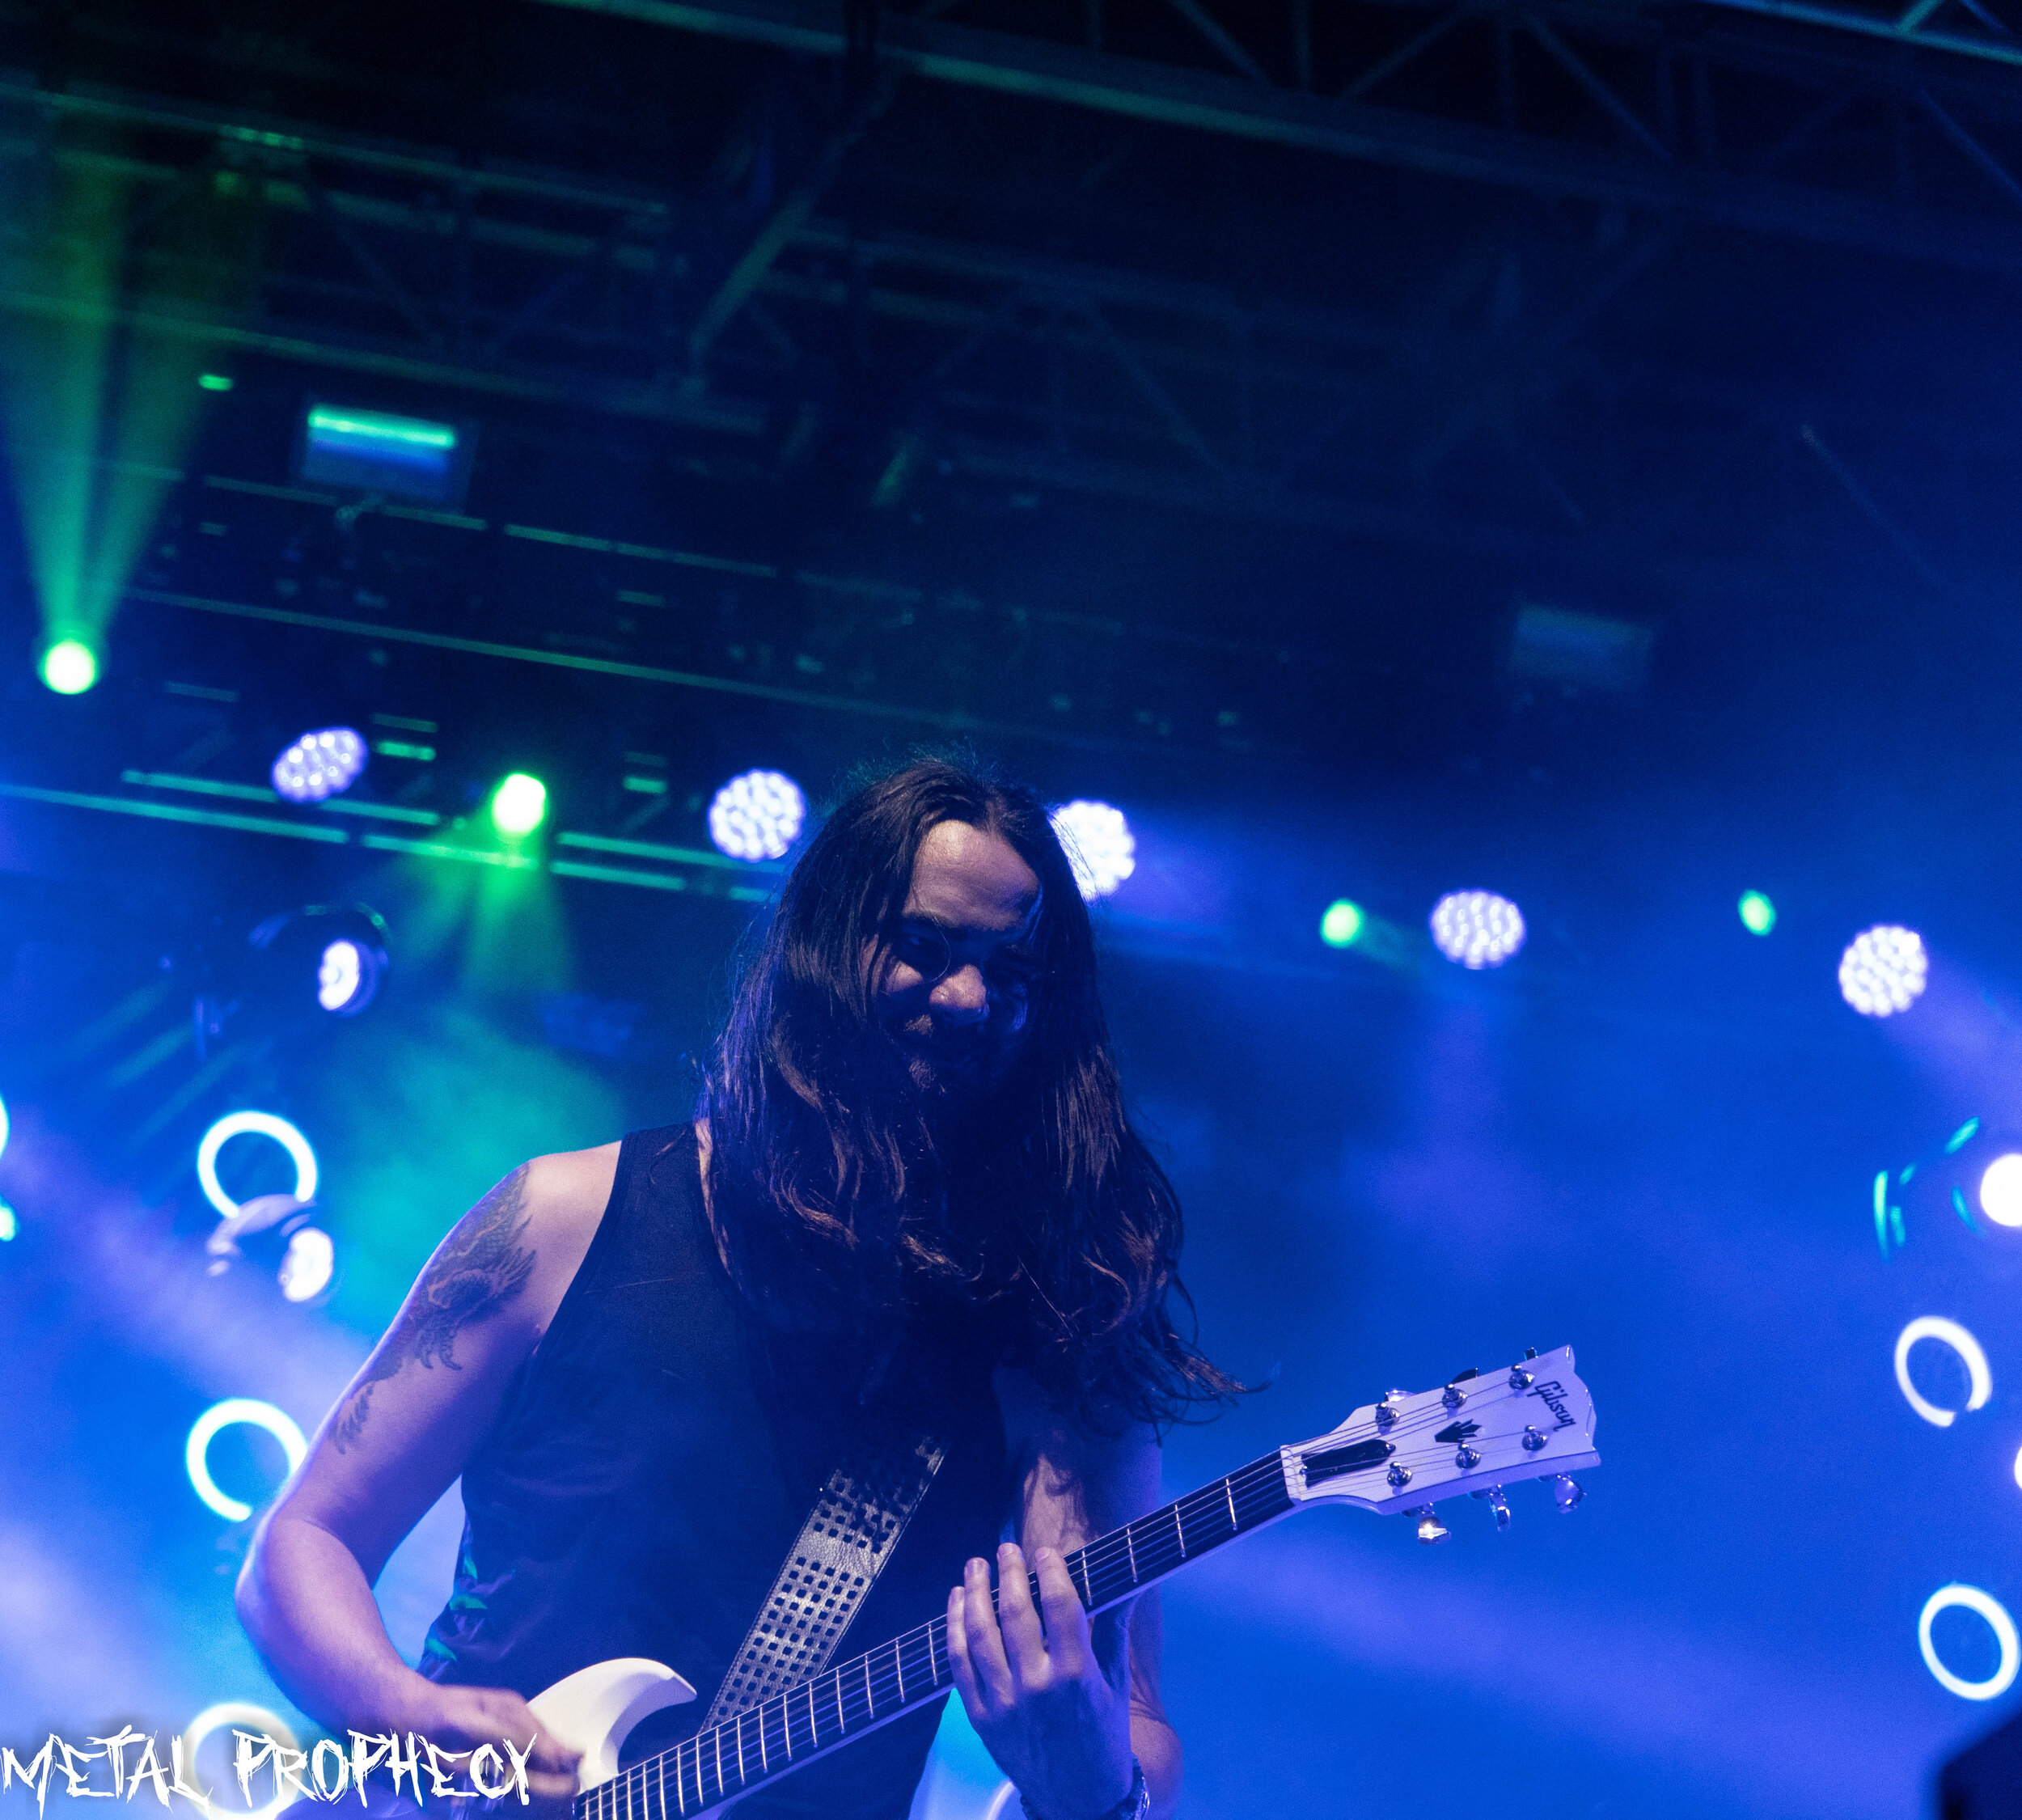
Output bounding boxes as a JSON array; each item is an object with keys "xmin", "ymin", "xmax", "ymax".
[{"xmin": 1281, "ymin": 1344, "xmax": 1599, "ymax": 1534}]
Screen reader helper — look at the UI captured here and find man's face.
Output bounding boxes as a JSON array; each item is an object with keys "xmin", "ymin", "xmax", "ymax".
[{"xmin": 873, "ymin": 819, "xmax": 1043, "ymax": 1106}]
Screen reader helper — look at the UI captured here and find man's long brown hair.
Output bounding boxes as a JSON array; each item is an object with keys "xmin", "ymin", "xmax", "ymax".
[{"xmin": 697, "ymin": 755, "xmax": 1242, "ymax": 1430}]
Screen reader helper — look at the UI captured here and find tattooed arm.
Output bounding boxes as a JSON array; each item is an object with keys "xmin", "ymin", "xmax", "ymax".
[{"xmin": 236, "ymin": 1145, "xmax": 617, "ymax": 1803}]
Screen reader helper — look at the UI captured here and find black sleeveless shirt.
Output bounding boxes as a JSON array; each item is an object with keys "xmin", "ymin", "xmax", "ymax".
[{"xmin": 419, "ymin": 1125, "xmax": 1014, "ymax": 1819}]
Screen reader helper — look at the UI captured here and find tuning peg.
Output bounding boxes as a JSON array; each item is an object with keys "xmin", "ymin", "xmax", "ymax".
[
  {"xmin": 1440, "ymin": 1382, "xmax": 1466, "ymax": 1410},
  {"xmin": 1471, "ymin": 1486, "xmax": 1512, "ymax": 1531},
  {"xmin": 1413, "ymin": 1505, "xmax": 1449, "ymax": 1545},
  {"xmin": 1508, "ymin": 1365, "xmax": 1534, "ymax": 1390},
  {"xmin": 1521, "ymin": 1424, "xmax": 1546, "ymax": 1452},
  {"xmin": 1550, "ymin": 1474, "xmax": 1585, "ymax": 1513},
  {"xmin": 1374, "ymin": 1390, "xmax": 1402, "ymax": 1428}
]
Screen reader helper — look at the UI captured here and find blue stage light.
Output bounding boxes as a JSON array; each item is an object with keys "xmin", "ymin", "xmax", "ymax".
[
  {"xmin": 1051, "ymin": 800, "xmax": 1136, "ymax": 900},
  {"xmin": 197, "ymin": 1111, "xmax": 318, "ymax": 1220},
  {"xmin": 1839, "ymin": 924, "xmax": 1927, "ymax": 1016},
  {"xmin": 272, "ymin": 727, "xmax": 366, "ymax": 803},
  {"xmin": 317, "ymin": 938, "xmax": 371, "ymax": 1013},
  {"xmin": 184, "ymin": 1398, "xmax": 308, "ymax": 1522},
  {"xmin": 0, "ymin": 1090, "xmax": 9, "ymax": 1161},
  {"xmin": 1430, "ymin": 890, "xmax": 1526, "ymax": 968},
  {"xmin": 709, "ymin": 769, "xmax": 806, "ymax": 861},
  {"xmin": 277, "ymin": 1226, "xmax": 336, "ymax": 1303}
]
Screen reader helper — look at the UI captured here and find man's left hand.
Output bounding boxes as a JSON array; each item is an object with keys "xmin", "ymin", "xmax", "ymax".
[{"xmin": 945, "ymin": 1542, "xmax": 1136, "ymax": 1820}]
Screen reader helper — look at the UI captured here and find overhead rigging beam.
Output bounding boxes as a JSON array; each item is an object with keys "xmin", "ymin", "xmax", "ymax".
[
  {"xmin": 1689, "ymin": 0, "xmax": 2022, "ymax": 70},
  {"xmin": 534, "ymin": 0, "xmax": 2022, "ymax": 274}
]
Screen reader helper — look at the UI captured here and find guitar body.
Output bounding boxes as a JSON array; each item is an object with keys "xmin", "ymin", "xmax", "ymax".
[{"xmin": 527, "ymin": 1660, "xmax": 697, "ymax": 1792}]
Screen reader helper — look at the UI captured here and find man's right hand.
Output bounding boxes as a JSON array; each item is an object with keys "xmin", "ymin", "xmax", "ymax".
[{"xmin": 395, "ymin": 1684, "xmax": 582, "ymax": 1820}]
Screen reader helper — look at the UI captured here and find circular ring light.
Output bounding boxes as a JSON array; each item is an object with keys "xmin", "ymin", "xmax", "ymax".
[
  {"xmin": 180, "ymin": 1704, "xmax": 298, "ymax": 1820},
  {"xmin": 197, "ymin": 1113, "xmax": 317, "ymax": 1220},
  {"xmin": 1918, "ymin": 1585, "xmax": 2020, "ymax": 1701},
  {"xmin": 185, "ymin": 1399, "xmax": 308, "ymax": 1522},
  {"xmin": 1893, "ymin": 1317, "xmax": 1992, "ymax": 1428}
]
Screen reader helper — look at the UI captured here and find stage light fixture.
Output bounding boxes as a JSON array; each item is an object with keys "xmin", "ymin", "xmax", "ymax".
[
  {"xmin": 0, "ymin": 1090, "xmax": 8, "ymax": 1160},
  {"xmin": 184, "ymin": 1398, "xmax": 307, "ymax": 1522},
  {"xmin": 490, "ymin": 772, "xmax": 548, "ymax": 839},
  {"xmin": 1979, "ymin": 1154, "xmax": 2022, "ymax": 1228},
  {"xmin": 277, "ymin": 1226, "xmax": 336, "ymax": 1303},
  {"xmin": 197, "ymin": 1112, "xmax": 318, "ymax": 1221},
  {"xmin": 247, "ymin": 904, "xmax": 389, "ymax": 1019},
  {"xmin": 272, "ymin": 727, "xmax": 366, "ymax": 803},
  {"xmin": 1320, "ymin": 900, "xmax": 1366, "ymax": 948},
  {"xmin": 1051, "ymin": 799, "xmax": 1136, "ymax": 900},
  {"xmin": 709, "ymin": 769, "xmax": 806, "ymax": 861},
  {"xmin": 1430, "ymin": 890, "xmax": 1526, "ymax": 968},
  {"xmin": 1738, "ymin": 891, "xmax": 1776, "ymax": 935},
  {"xmin": 1839, "ymin": 924, "xmax": 1927, "ymax": 1016},
  {"xmin": 0, "ymin": 1205, "xmax": 14, "ymax": 1241},
  {"xmin": 297, "ymin": 403, "xmax": 472, "ymax": 506},
  {"xmin": 39, "ymin": 637, "xmax": 98, "ymax": 695}
]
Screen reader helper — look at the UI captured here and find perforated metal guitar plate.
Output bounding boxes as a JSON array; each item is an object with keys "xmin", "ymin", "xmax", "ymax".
[{"xmin": 701, "ymin": 1428, "xmax": 947, "ymax": 1730}]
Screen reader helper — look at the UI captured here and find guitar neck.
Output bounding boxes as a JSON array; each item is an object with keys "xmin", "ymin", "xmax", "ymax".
[{"xmin": 586, "ymin": 1451, "xmax": 1296, "ymax": 1820}]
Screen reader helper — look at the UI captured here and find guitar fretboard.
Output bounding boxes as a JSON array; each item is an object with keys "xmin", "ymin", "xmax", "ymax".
[{"xmin": 577, "ymin": 1451, "xmax": 1294, "ymax": 1820}]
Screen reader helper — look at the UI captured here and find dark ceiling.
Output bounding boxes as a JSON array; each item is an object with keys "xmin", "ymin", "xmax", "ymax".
[{"xmin": 0, "ymin": 0, "xmax": 2016, "ymax": 799}]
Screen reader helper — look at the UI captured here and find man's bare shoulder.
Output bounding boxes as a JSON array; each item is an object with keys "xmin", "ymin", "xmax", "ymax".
[{"xmin": 510, "ymin": 1141, "xmax": 624, "ymax": 1335}]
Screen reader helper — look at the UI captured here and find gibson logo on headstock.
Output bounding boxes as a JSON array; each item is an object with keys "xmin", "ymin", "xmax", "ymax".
[{"xmin": 1526, "ymin": 1379, "xmax": 1576, "ymax": 1431}]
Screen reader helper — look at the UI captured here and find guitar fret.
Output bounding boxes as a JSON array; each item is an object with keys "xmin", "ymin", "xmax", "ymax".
[
  {"xmin": 1225, "ymin": 1477, "xmax": 1238, "ymax": 1535},
  {"xmin": 1174, "ymin": 1502, "xmax": 1186, "ymax": 1560},
  {"xmin": 864, "ymin": 1652, "xmax": 875, "ymax": 1719},
  {"xmin": 895, "ymin": 1636, "xmax": 906, "ymax": 1704},
  {"xmin": 712, "ymin": 1728, "xmax": 724, "ymax": 1802},
  {"xmin": 1074, "ymin": 1550, "xmax": 1092, "ymax": 1607},
  {"xmin": 833, "ymin": 1666, "xmax": 848, "ymax": 1735},
  {"xmin": 758, "ymin": 1701, "xmax": 769, "ymax": 1775},
  {"xmin": 658, "ymin": 1754, "xmax": 666, "ymax": 1820},
  {"xmin": 734, "ymin": 1715, "xmax": 746, "ymax": 1788},
  {"xmin": 1125, "ymin": 1522, "xmax": 1138, "ymax": 1585}
]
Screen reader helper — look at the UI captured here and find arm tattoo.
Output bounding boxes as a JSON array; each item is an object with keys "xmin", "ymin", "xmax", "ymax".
[{"xmin": 332, "ymin": 1167, "xmax": 538, "ymax": 1452}]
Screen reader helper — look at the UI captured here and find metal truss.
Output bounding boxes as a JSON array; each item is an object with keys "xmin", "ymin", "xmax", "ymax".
[
  {"xmin": 543, "ymin": 0, "xmax": 2022, "ymax": 269},
  {"xmin": 0, "ymin": 0, "xmax": 2007, "ymax": 574}
]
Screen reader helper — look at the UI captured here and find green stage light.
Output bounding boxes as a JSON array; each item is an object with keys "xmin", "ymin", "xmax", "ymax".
[
  {"xmin": 40, "ymin": 637, "xmax": 98, "ymax": 694},
  {"xmin": 1320, "ymin": 899, "xmax": 1366, "ymax": 948},
  {"xmin": 490, "ymin": 773, "xmax": 548, "ymax": 838},
  {"xmin": 197, "ymin": 374, "xmax": 235, "ymax": 392},
  {"xmin": 1738, "ymin": 891, "xmax": 1776, "ymax": 936}
]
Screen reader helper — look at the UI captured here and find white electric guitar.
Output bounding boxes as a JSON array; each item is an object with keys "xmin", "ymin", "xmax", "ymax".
[{"xmin": 521, "ymin": 1346, "xmax": 1600, "ymax": 1818}]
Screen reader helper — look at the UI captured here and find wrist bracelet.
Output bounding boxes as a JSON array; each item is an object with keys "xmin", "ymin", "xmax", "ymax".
[{"xmin": 1017, "ymin": 1758, "xmax": 1148, "ymax": 1820}]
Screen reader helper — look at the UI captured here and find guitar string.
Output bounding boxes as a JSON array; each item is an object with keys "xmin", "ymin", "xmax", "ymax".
[
  {"xmin": 594, "ymin": 1411, "xmax": 1583, "ymax": 1818},
  {"xmin": 593, "ymin": 1395, "xmax": 1583, "ymax": 1817}
]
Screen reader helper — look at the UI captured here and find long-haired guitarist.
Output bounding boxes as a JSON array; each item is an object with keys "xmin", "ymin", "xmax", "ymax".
[{"xmin": 238, "ymin": 756, "xmax": 1242, "ymax": 1820}]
